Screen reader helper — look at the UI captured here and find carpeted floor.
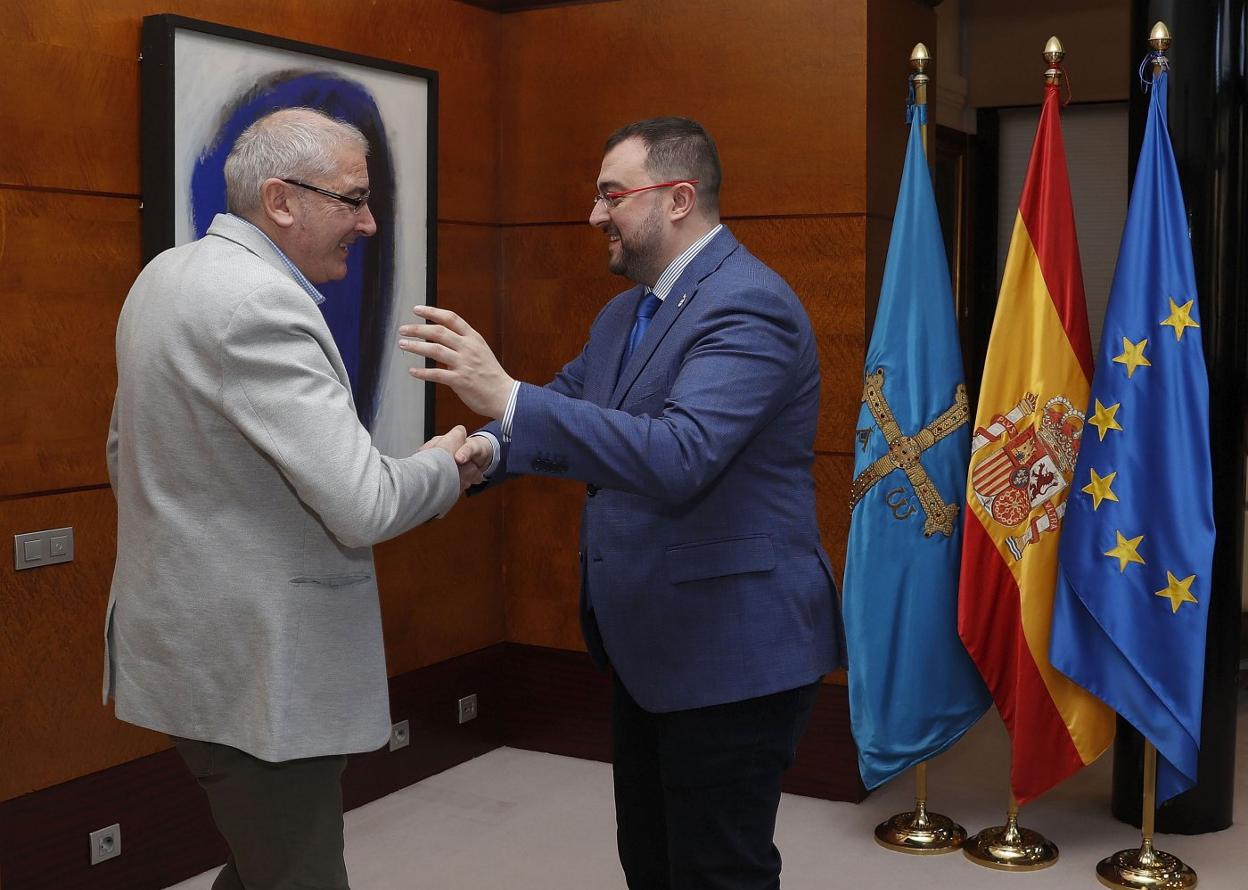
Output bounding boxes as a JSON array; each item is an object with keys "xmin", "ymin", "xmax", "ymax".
[{"xmin": 169, "ymin": 685, "xmax": 1247, "ymax": 889}]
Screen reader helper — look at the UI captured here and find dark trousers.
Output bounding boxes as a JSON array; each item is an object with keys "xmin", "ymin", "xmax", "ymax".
[
  {"xmin": 172, "ymin": 737, "xmax": 350, "ymax": 890},
  {"xmin": 610, "ymin": 674, "xmax": 820, "ymax": 890}
]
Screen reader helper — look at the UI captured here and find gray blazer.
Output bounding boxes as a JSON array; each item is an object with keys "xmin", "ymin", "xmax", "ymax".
[{"xmin": 104, "ymin": 213, "xmax": 459, "ymax": 762}]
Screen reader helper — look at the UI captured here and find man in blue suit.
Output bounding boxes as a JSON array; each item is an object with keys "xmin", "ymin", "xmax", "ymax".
[{"xmin": 400, "ymin": 117, "xmax": 843, "ymax": 889}]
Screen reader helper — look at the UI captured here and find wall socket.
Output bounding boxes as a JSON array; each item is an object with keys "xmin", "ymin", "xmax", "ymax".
[
  {"xmin": 389, "ymin": 719, "xmax": 410, "ymax": 751},
  {"xmin": 89, "ymin": 823, "xmax": 121, "ymax": 865},
  {"xmin": 458, "ymin": 693, "xmax": 478, "ymax": 724}
]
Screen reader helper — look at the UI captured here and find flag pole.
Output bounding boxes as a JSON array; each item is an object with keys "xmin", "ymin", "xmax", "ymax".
[
  {"xmin": 910, "ymin": 42, "xmax": 930, "ymax": 158},
  {"xmin": 962, "ymin": 39, "xmax": 1074, "ymax": 873},
  {"xmin": 1094, "ymin": 27, "xmax": 1197, "ymax": 888},
  {"xmin": 871, "ymin": 45, "xmax": 966, "ymax": 857},
  {"xmin": 1097, "ymin": 740, "xmax": 1197, "ymax": 888}
]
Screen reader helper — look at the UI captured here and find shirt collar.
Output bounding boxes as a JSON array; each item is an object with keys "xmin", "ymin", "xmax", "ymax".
[
  {"xmin": 229, "ymin": 213, "xmax": 327, "ymax": 305},
  {"xmin": 648, "ymin": 224, "xmax": 723, "ymax": 301}
]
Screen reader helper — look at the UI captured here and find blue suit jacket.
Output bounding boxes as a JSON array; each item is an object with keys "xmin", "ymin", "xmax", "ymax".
[{"xmin": 491, "ymin": 227, "xmax": 844, "ymax": 712}]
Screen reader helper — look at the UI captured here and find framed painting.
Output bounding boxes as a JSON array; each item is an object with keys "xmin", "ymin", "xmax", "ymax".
[{"xmin": 140, "ymin": 14, "xmax": 437, "ymax": 454}]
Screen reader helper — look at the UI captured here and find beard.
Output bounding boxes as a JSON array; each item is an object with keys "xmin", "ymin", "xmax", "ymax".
[{"xmin": 607, "ymin": 201, "xmax": 665, "ymax": 284}]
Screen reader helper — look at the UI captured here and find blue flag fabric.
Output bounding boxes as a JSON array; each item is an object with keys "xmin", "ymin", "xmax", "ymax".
[
  {"xmin": 1051, "ymin": 71, "xmax": 1215, "ymax": 804},
  {"xmin": 842, "ymin": 113, "xmax": 990, "ymax": 790}
]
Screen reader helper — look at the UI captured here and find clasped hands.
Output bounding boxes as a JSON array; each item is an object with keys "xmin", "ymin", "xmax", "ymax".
[{"xmin": 401, "ymin": 306, "xmax": 513, "ymax": 490}]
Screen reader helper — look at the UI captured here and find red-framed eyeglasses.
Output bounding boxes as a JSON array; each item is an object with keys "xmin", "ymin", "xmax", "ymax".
[{"xmin": 593, "ymin": 179, "xmax": 699, "ymax": 209}]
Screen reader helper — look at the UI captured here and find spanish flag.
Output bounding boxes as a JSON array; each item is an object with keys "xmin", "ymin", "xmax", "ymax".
[{"xmin": 957, "ymin": 83, "xmax": 1115, "ymax": 804}]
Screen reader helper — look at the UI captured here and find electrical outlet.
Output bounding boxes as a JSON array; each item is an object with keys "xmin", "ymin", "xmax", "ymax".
[
  {"xmin": 89, "ymin": 823, "xmax": 121, "ymax": 865},
  {"xmin": 458, "ymin": 693, "xmax": 478, "ymax": 724},
  {"xmin": 389, "ymin": 719, "xmax": 410, "ymax": 751}
]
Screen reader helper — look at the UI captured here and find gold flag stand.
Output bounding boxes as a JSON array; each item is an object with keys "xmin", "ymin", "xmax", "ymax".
[
  {"xmin": 874, "ymin": 761, "xmax": 967, "ymax": 854},
  {"xmin": 870, "ymin": 45, "xmax": 966, "ymax": 857},
  {"xmin": 963, "ymin": 792, "xmax": 1058, "ymax": 871},
  {"xmin": 1096, "ymin": 740, "xmax": 1196, "ymax": 888}
]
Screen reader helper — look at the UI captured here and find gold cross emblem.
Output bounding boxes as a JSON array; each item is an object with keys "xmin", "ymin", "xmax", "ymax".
[{"xmin": 849, "ymin": 369, "xmax": 968, "ymax": 537}]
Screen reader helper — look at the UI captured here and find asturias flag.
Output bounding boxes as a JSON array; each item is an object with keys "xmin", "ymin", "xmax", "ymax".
[
  {"xmin": 958, "ymin": 82, "xmax": 1116, "ymax": 804},
  {"xmin": 1051, "ymin": 69, "xmax": 1214, "ymax": 804},
  {"xmin": 843, "ymin": 107, "xmax": 990, "ymax": 790}
]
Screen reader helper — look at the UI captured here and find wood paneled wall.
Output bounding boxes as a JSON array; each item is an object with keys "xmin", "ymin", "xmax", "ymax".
[
  {"xmin": 495, "ymin": 0, "xmax": 935, "ymax": 649},
  {"xmin": 964, "ymin": 0, "xmax": 1130, "ymax": 108},
  {"xmin": 1, "ymin": 0, "xmax": 935, "ymax": 806},
  {"xmin": 0, "ymin": 0, "xmax": 505, "ymax": 803}
]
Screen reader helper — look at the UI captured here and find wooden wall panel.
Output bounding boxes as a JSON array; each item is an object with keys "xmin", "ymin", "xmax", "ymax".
[
  {"xmin": 430, "ymin": 222, "xmax": 504, "ymax": 433},
  {"xmin": 731, "ymin": 215, "xmax": 866, "ymax": 456},
  {"xmin": 964, "ymin": 0, "xmax": 1129, "ymax": 108},
  {"xmin": 500, "ymin": 478, "xmax": 587, "ymax": 652},
  {"xmin": 0, "ymin": 0, "xmax": 501, "ymax": 221},
  {"xmin": 377, "ymin": 490, "xmax": 506, "ymax": 675},
  {"xmin": 500, "ymin": 222, "xmax": 622, "ymax": 384},
  {"xmin": 813, "ymin": 452, "xmax": 854, "ymax": 576},
  {"xmin": 0, "ymin": 192, "xmax": 137, "ymax": 496},
  {"xmin": 499, "ymin": 0, "xmax": 868, "ymax": 223},
  {"xmin": 866, "ymin": 0, "xmax": 938, "ymax": 219},
  {"xmin": 0, "ymin": 488, "xmax": 168, "ymax": 802}
]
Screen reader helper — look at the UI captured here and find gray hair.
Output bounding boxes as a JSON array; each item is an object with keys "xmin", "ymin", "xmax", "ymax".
[{"xmin": 224, "ymin": 107, "xmax": 369, "ymax": 216}]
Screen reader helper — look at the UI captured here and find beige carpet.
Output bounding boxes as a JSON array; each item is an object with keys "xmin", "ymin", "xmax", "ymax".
[{"xmin": 169, "ymin": 686, "xmax": 1247, "ymax": 889}]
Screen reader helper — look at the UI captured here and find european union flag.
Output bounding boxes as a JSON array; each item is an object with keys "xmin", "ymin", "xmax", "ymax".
[
  {"xmin": 1051, "ymin": 69, "xmax": 1215, "ymax": 803},
  {"xmin": 842, "ymin": 107, "xmax": 990, "ymax": 790}
]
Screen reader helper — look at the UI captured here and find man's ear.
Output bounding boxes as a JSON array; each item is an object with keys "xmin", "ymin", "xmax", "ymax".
[
  {"xmin": 668, "ymin": 181, "xmax": 697, "ymax": 222},
  {"xmin": 259, "ymin": 178, "xmax": 296, "ymax": 229}
]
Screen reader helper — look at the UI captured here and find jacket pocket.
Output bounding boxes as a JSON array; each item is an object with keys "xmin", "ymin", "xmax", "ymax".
[{"xmin": 665, "ymin": 534, "xmax": 775, "ymax": 584}]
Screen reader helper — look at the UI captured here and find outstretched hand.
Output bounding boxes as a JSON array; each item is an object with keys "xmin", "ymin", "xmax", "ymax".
[{"xmin": 399, "ymin": 307, "xmax": 515, "ymax": 420}]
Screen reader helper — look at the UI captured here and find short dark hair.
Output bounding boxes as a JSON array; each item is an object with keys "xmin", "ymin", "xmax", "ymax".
[{"xmin": 604, "ymin": 117, "xmax": 721, "ymax": 216}]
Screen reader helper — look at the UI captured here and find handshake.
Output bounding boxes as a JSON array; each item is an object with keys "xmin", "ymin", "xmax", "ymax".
[{"xmin": 419, "ymin": 425, "xmax": 495, "ymax": 492}]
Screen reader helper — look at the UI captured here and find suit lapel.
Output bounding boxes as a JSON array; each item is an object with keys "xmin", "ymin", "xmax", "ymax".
[{"xmin": 609, "ymin": 228, "xmax": 739, "ymax": 408}]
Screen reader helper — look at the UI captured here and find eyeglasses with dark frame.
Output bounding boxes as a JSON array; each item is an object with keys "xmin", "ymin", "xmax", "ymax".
[
  {"xmin": 592, "ymin": 179, "xmax": 699, "ymax": 209},
  {"xmin": 281, "ymin": 178, "xmax": 371, "ymax": 213}
]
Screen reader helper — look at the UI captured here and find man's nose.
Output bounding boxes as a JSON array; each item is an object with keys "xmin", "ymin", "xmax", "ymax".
[
  {"xmin": 357, "ymin": 203, "xmax": 378, "ymax": 236},
  {"xmin": 589, "ymin": 199, "xmax": 610, "ymax": 227}
]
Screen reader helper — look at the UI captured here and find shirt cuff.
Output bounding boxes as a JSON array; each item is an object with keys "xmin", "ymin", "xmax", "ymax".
[
  {"xmin": 500, "ymin": 380, "xmax": 520, "ymax": 442},
  {"xmin": 470, "ymin": 431, "xmax": 502, "ymax": 478}
]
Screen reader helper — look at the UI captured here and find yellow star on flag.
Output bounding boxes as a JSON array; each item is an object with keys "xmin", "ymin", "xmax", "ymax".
[
  {"xmin": 1113, "ymin": 337, "xmax": 1152, "ymax": 378},
  {"xmin": 1160, "ymin": 297, "xmax": 1200, "ymax": 342},
  {"xmin": 1154, "ymin": 571, "xmax": 1198, "ymax": 613},
  {"xmin": 1088, "ymin": 399, "xmax": 1123, "ymax": 441},
  {"xmin": 1082, "ymin": 468, "xmax": 1119, "ymax": 510},
  {"xmin": 1105, "ymin": 530, "xmax": 1145, "ymax": 573}
]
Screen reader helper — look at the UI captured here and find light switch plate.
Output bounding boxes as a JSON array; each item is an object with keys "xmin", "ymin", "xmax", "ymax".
[{"xmin": 14, "ymin": 527, "xmax": 74, "ymax": 570}]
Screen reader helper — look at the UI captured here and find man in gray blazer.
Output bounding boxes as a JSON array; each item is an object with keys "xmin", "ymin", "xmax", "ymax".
[{"xmin": 105, "ymin": 108, "xmax": 468, "ymax": 890}]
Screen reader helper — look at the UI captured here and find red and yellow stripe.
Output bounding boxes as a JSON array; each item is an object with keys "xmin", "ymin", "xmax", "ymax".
[{"xmin": 958, "ymin": 85, "xmax": 1114, "ymax": 805}]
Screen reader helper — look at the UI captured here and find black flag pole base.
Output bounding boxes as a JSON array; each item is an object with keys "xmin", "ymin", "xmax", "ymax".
[
  {"xmin": 1096, "ymin": 842, "xmax": 1197, "ymax": 889},
  {"xmin": 963, "ymin": 809, "xmax": 1059, "ymax": 871},
  {"xmin": 874, "ymin": 803, "xmax": 967, "ymax": 854}
]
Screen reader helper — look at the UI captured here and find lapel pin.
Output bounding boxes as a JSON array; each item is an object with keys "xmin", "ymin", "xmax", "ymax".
[{"xmin": 677, "ymin": 293, "xmax": 687, "ymax": 308}]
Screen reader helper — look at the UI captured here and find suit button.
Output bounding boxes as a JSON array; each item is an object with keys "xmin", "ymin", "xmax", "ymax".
[{"xmin": 587, "ymin": 484, "xmax": 599, "ymax": 497}]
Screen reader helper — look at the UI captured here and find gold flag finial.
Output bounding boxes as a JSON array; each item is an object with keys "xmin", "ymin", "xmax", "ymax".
[
  {"xmin": 1148, "ymin": 21, "xmax": 1171, "ymax": 77},
  {"xmin": 1149, "ymin": 21, "xmax": 1172, "ymax": 52},
  {"xmin": 910, "ymin": 42, "xmax": 931, "ymax": 91},
  {"xmin": 1044, "ymin": 36, "xmax": 1065, "ymax": 84}
]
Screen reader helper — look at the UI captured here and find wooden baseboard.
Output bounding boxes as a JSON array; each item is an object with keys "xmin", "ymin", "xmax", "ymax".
[{"xmin": 0, "ymin": 643, "xmax": 864, "ymax": 888}]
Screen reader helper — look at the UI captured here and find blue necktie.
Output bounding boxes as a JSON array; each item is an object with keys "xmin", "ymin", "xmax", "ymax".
[{"xmin": 619, "ymin": 292, "xmax": 662, "ymax": 380}]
